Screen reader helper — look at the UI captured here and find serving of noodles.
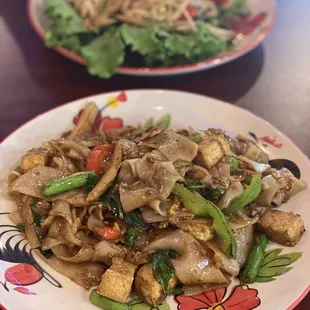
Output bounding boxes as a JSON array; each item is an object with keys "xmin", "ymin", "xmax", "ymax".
[
  {"xmin": 5, "ymin": 101, "xmax": 307, "ymax": 308},
  {"xmin": 67, "ymin": 0, "xmax": 219, "ymax": 33}
]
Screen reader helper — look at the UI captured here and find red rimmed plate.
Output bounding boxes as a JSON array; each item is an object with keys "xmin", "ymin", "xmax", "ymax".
[{"xmin": 27, "ymin": 0, "xmax": 277, "ymax": 76}]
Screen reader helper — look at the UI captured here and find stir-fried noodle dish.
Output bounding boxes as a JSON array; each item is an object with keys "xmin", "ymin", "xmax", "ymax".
[{"xmin": 6, "ymin": 102, "xmax": 306, "ymax": 308}]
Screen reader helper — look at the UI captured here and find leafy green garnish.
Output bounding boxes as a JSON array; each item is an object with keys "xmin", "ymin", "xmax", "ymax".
[
  {"xmin": 16, "ymin": 223, "xmax": 25, "ymax": 233},
  {"xmin": 30, "ymin": 203, "xmax": 41, "ymax": 226},
  {"xmin": 124, "ymin": 210, "xmax": 148, "ymax": 229},
  {"xmin": 40, "ymin": 249, "xmax": 53, "ymax": 259},
  {"xmin": 108, "ymin": 194, "xmax": 124, "ymax": 220},
  {"xmin": 185, "ymin": 179, "xmax": 225, "ymax": 202},
  {"xmin": 84, "ymin": 173, "xmax": 100, "ymax": 193},
  {"xmin": 81, "ymin": 27, "xmax": 125, "ymax": 78},
  {"xmin": 225, "ymin": 156, "xmax": 239, "ymax": 172},
  {"xmin": 255, "ymin": 248, "xmax": 302, "ymax": 282},
  {"xmin": 102, "ymin": 188, "xmax": 147, "ymax": 229},
  {"xmin": 121, "ymin": 25, "xmax": 162, "ymax": 55},
  {"xmin": 127, "ymin": 227, "xmax": 141, "ymax": 248},
  {"xmin": 151, "ymin": 250, "xmax": 180, "ymax": 294}
]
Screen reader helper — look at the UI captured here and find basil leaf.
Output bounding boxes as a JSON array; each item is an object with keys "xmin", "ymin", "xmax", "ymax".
[
  {"xmin": 16, "ymin": 223, "xmax": 25, "ymax": 233},
  {"xmin": 30, "ymin": 203, "xmax": 41, "ymax": 226},
  {"xmin": 225, "ymin": 156, "xmax": 239, "ymax": 172},
  {"xmin": 109, "ymin": 194, "xmax": 124, "ymax": 220},
  {"xmin": 151, "ymin": 250, "xmax": 180, "ymax": 293},
  {"xmin": 123, "ymin": 210, "xmax": 148, "ymax": 229},
  {"xmin": 127, "ymin": 227, "xmax": 141, "ymax": 248},
  {"xmin": 84, "ymin": 172, "xmax": 100, "ymax": 193}
]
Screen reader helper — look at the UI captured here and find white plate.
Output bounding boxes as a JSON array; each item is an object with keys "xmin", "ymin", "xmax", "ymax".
[
  {"xmin": 0, "ymin": 90, "xmax": 309, "ymax": 310},
  {"xmin": 27, "ymin": 0, "xmax": 276, "ymax": 76}
]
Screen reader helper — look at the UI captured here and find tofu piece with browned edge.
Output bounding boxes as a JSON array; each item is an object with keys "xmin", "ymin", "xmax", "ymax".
[
  {"xmin": 21, "ymin": 148, "xmax": 48, "ymax": 172},
  {"xmin": 135, "ymin": 264, "xmax": 178, "ymax": 307},
  {"xmin": 97, "ymin": 258, "xmax": 137, "ymax": 302},
  {"xmin": 197, "ymin": 133, "xmax": 230, "ymax": 169},
  {"xmin": 257, "ymin": 209, "xmax": 305, "ymax": 246}
]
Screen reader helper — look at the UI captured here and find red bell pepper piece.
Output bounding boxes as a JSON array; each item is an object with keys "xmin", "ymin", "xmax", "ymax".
[
  {"xmin": 86, "ymin": 144, "xmax": 114, "ymax": 174},
  {"xmin": 97, "ymin": 227, "xmax": 120, "ymax": 240}
]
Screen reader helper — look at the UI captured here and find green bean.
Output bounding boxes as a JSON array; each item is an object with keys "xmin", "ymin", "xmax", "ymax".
[
  {"xmin": 241, "ymin": 234, "xmax": 269, "ymax": 283},
  {"xmin": 43, "ymin": 172, "xmax": 98, "ymax": 197}
]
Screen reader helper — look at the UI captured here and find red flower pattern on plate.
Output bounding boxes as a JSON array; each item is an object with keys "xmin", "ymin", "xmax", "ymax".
[
  {"xmin": 5, "ymin": 263, "xmax": 42, "ymax": 286},
  {"xmin": 101, "ymin": 117, "xmax": 123, "ymax": 131},
  {"xmin": 175, "ymin": 285, "xmax": 260, "ymax": 310},
  {"xmin": 258, "ymin": 136, "xmax": 283, "ymax": 148},
  {"xmin": 73, "ymin": 91, "xmax": 127, "ymax": 132}
]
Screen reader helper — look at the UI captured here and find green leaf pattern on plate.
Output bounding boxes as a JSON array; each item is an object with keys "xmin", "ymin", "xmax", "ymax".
[
  {"xmin": 256, "ymin": 248, "xmax": 302, "ymax": 282},
  {"xmin": 138, "ymin": 114, "xmax": 171, "ymax": 131}
]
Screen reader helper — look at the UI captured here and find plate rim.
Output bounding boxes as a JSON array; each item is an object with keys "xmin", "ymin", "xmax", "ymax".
[
  {"xmin": 27, "ymin": 0, "xmax": 277, "ymax": 76},
  {"xmin": 1, "ymin": 89, "xmax": 309, "ymax": 310}
]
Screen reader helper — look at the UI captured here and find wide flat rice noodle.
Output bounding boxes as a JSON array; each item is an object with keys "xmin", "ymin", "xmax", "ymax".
[
  {"xmin": 43, "ymin": 255, "xmax": 106, "ymax": 289},
  {"xmin": 143, "ymin": 131, "xmax": 198, "ymax": 162},
  {"xmin": 8, "ymin": 166, "xmax": 65, "ymax": 198},
  {"xmin": 144, "ymin": 230, "xmax": 228, "ymax": 286},
  {"xmin": 52, "ymin": 245, "xmax": 94, "ymax": 263}
]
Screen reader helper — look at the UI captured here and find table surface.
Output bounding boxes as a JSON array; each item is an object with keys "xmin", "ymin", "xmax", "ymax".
[{"xmin": 0, "ymin": 0, "xmax": 309, "ymax": 309}]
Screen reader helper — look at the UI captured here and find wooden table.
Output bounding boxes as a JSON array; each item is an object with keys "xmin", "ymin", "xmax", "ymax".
[{"xmin": 0, "ymin": 1, "xmax": 309, "ymax": 309}]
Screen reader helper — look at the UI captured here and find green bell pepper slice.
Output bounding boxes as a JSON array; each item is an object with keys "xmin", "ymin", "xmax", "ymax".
[
  {"xmin": 224, "ymin": 175, "xmax": 262, "ymax": 214},
  {"xmin": 172, "ymin": 183, "xmax": 237, "ymax": 258}
]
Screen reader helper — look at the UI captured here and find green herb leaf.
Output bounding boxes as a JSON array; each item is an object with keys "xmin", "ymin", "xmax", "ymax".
[
  {"xmin": 155, "ymin": 114, "xmax": 171, "ymax": 129},
  {"xmin": 16, "ymin": 223, "xmax": 25, "ymax": 233},
  {"xmin": 185, "ymin": 179, "xmax": 224, "ymax": 202},
  {"xmin": 225, "ymin": 156, "xmax": 239, "ymax": 172},
  {"xmin": 84, "ymin": 173, "xmax": 100, "ymax": 193},
  {"xmin": 255, "ymin": 248, "xmax": 302, "ymax": 282},
  {"xmin": 152, "ymin": 250, "xmax": 180, "ymax": 293},
  {"xmin": 109, "ymin": 194, "xmax": 124, "ymax": 220},
  {"xmin": 124, "ymin": 210, "xmax": 148, "ymax": 229},
  {"xmin": 40, "ymin": 249, "xmax": 53, "ymax": 259},
  {"xmin": 30, "ymin": 204, "xmax": 41, "ymax": 226},
  {"xmin": 81, "ymin": 27, "xmax": 125, "ymax": 78},
  {"xmin": 127, "ymin": 227, "xmax": 141, "ymax": 248}
]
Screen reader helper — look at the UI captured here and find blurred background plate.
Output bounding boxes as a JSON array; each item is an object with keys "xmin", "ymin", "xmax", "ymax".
[{"xmin": 27, "ymin": 0, "xmax": 276, "ymax": 76}]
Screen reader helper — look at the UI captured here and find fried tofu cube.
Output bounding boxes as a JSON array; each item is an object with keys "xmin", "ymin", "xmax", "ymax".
[
  {"xmin": 197, "ymin": 133, "xmax": 230, "ymax": 169},
  {"xmin": 97, "ymin": 258, "xmax": 137, "ymax": 302},
  {"xmin": 135, "ymin": 264, "xmax": 178, "ymax": 307},
  {"xmin": 257, "ymin": 209, "xmax": 305, "ymax": 246},
  {"xmin": 21, "ymin": 148, "xmax": 48, "ymax": 172}
]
